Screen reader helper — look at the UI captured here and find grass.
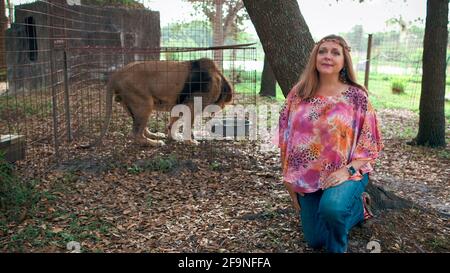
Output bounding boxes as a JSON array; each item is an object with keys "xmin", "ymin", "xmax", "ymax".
[
  {"xmin": 126, "ymin": 164, "xmax": 143, "ymax": 175},
  {"xmin": 437, "ymin": 149, "xmax": 450, "ymax": 160},
  {"xmin": 127, "ymin": 154, "xmax": 179, "ymax": 174},
  {"xmin": 396, "ymin": 126, "xmax": 417, "ymax": 140},
  {"xmin": 0, "ymin": 153, "xmax": 41, "ymax": 222},
  {"xmin": 236, "ymin": 75, "xmax": 450, "ymax": 148},
  {"xmin": 5, "ymin": 211, "xmax": 113, "ymax": 252},
  {"xmin": 0, "ymin": 152, "xmax": 113, "ymax": 252},
  {"xmin": 428, "ymin": 236, "xmax": 450, "ymax": 252},
  {"xmin": 235, "ymin": 82, "xmax": 285, "ymax": 100},
  {"xmin": 1, "ymin": 179, "xmax": 112, "ymax": 252},
  {"xmin": 0, "ymin": 94, "xmax": 52, "ymax": 118},
  {"xmin": 235, "ymin": 73, "xmax": 450, "ymax": 120},
  {"xmin": 360, "ymin": 73, "xmax": 450, "ymax": 120},
  {"xmin": 209, "ymin": 160, "xmax": 221, "ymax": 171}
]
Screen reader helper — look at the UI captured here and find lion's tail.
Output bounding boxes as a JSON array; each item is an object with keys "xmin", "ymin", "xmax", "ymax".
[{"xmin": 79, "ymin": 80, "xmax": 114, "ymax": 148}]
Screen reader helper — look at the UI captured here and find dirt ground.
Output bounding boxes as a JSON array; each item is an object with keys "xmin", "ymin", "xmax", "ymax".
[{"xmin": 1, "ymin": 100, "xmax": 449, "ymax": 253}]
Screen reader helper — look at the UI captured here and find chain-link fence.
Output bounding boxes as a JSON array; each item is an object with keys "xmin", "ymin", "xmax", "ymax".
[
  {"xmin": 0, "ymin": 0, "xmax": 257, "ymax": 165},
  {"xmin": 344, "ymin": 29, "xmax": 449, "ymax": 113}
]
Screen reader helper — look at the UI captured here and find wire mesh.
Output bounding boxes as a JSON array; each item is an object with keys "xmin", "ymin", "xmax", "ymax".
[
  {"xmin": 0, "ymin": 0, "xmax": 257, "ymax": 166},
  {"xmin": 343, "ymin": 30, "xmax": 425, "ymax": 114}
]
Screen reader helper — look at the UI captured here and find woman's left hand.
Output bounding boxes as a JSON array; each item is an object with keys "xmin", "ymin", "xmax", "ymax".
[{"xmin": 322, "ymin": 168, "xmax": 350, "ymax": 189}]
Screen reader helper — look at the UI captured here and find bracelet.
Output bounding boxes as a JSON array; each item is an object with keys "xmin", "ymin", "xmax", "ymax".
[{"xmin": 346, "ymin": 165, "xmax": 357, "ymax": 176}]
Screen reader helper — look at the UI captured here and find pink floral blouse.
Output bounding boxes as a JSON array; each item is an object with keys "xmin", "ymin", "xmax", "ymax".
[{"xmin": 278, "ymin": 85, "xmax": 383, "ymax": 193}]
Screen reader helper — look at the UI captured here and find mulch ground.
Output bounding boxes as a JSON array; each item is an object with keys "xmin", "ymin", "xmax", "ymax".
[{"xmin": 1, "ymin": 98, "xmax": 449, "ymax": 253}]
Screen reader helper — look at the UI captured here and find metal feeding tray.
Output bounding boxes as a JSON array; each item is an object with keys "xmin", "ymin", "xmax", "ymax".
[
  {"xmin": 210, "ymin": 118, "xmax": 251, "ymax": 138},
  {"xmin": 0, "ymin": 134, "xmax": 26, "ymax": 163}
]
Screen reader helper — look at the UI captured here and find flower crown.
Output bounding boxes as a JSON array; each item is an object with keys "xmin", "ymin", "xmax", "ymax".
[{"xmin": 316, "ymin": 38, "xmax": 351, "ymax": 52}]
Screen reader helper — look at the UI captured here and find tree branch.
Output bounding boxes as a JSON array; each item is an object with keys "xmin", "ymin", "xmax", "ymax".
[{"xmin": 223, "ymin": 1, "xmax": 244, "ymax": 41}]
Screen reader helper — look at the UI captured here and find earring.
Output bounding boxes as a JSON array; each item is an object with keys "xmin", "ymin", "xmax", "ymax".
[{"xmin": 339, "ymin": 68, "xmax": 348, "ymax": 83}]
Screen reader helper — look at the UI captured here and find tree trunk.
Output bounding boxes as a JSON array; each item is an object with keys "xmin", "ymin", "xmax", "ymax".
[
  {"xmin": 213, "ymin": 0, "xmax": 224, "ymax": 65},
  {"xmin": 0, "ymin": 0, "xmax": 8, "ymax": 80},
  {"xmin": 259, "ymin": 54, "xmax": 276, "ymax": 97},
  {"xmin": 365, "ymin": 180, "xmax": 413, "ymax": 212},
  {"xmin": 416, "ymin": 0, "xmax": 448, "ymax": 147},
  {"xmin": 223, "ymin": 1, "xmax": 244, "ymax": 40},
  {"xmin": 243, "ymin": 0, "xmax": 314, "ymax": 97},
  {"xmin": 6, "ymin": 0, "xmax": 11, "ymax": 26}
]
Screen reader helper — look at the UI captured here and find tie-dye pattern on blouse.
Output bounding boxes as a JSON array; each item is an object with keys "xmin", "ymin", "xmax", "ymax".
[{"xmin": 278, "ymin": 85, "xmax": 383, "ymax": 193}]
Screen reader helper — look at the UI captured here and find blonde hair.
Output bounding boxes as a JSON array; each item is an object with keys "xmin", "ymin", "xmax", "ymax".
[{"xmin": 295, "ymin": 34, "xmax": 367, "ymax": 99}]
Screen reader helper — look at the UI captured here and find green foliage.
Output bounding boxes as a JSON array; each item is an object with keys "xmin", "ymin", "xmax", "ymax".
[
  {"xmin": 428, "ymin": 236, "xmax": 450, "ymax": 252},
  {"xmin": 0, "ymin": 68, "xmax": 6, "ymax": 81},
  {"xmin": 224, "ymin": 69, "xmax": 256, "ymax": 82},
  {"xmin": 126, "ymin": 164, "xmax": 143, "ymax": 174},
  {"xmin": 0, "ymin": 154, "xmax": 112, "ymax": 251},
  {"xmin": 142, "ymin": 155, "xmax": 179, "ymax": 173},
  {"xmin": 359, "ymin": 73, "xmax": 450, "ymax": 120},
  {"xmin": 233, "ymin": 31, "xmax": 258, "ymax": 44},
  {"xmin": 0, "ymin": 153, "xmax": 40, "ymax": 222},
  {"xmin": 244, "ymin": 71, "xmax": 450, "ymax": 121},
  {"xmin": 342, "ymin": 25, "xmax": 366, "ymax": 52},
  {"xmin": 127, "ymin": 155, "xmax": 179, "ymax": 174},
  {"xmin": 164, "ymin": 52, "xmax": 180, "ymax": 61},
  {"xmin": 81, "ymin": 0, "xmax": 145, "ymax": 8},
  {"xmin": 9, "ymin": 225, "xmax": 43, "ymax": 250},
  {"xmin": 391, "ymin": 78, "xmax": 406, "ymax": 94},
  {"xmin": 5, "ymin": 211, "xmax": 113, "ymax": 252},
  {"xmin": 438, "ymin": 149, "xmax": 450, "ymax": 160},
  {"xmin": 209, "ymin": 161, "xmax": 221, "ymax": 171},
  {"xmin": 340, "ymin": 25, "xmax": 425, "ymax": 68},
  {"xmin": 0, "ymin": 95, "xmax": 52, "ymax": 118},
  {"xmin": 185, "ymin": 0, "xmax": 249, "ymax": 29},
  {"xmin": 162, "ymin": 20, "xmax": 212, "ymax": 47}
]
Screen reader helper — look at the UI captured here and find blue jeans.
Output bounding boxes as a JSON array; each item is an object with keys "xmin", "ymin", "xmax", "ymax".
[{"xmin": 297, "ymin": 174, "xmax": 369, "ymax": 253}]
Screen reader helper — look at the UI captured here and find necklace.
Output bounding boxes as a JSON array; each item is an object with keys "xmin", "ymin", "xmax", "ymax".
[{"xmin": 315, "ymin": 84, "xmax": 349, "ymax": 98}]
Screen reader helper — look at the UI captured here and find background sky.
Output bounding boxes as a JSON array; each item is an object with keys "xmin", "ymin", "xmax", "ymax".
[
  {"xmin": 146, "ymin": 0, "xmax": 428, "ymax": 39},
  {"xmin": 9, "ymin": 0, "xmax": 430, "ymax": 39}
]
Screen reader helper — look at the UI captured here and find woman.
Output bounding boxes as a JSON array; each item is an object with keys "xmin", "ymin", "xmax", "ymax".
[{"xmin": 278, "ymin": 34, "xmax": 383, "ymax": 253}]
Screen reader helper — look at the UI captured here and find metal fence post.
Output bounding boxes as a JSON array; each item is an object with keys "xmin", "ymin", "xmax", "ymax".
[
  {"xmin": 63, "ymin": 50, "xmax": 72, "ymax": 142},
  {"xmin": 364, "ymin": 34, "xmax": 373, "ymax": 90},
  {"xmin": 47, "ymin": 1, "xmax": 59, "ymax": 158}
]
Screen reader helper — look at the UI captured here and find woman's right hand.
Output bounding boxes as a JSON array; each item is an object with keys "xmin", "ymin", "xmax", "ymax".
[
  {"xmin": 291, "ymin": 195, "xmax": 301, "ymax": 212},
  {"xmin": 283, "ymin": 181, "xmax": 303, "ymax": 212}
]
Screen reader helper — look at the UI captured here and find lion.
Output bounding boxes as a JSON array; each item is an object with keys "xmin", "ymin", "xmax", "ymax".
[{"xmin": 84, "ymin": 58, "xmax": 234, "ymax": 147}]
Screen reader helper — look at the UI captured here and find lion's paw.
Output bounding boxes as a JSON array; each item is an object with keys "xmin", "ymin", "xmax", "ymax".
[
  {"xmin": 146, "ymin": 130, "xmax": 166, "ymax": 139},
  {"xmin": 156, "ymin": 140, "xmax": 166, "ymax": 146},
  {"xmin": 154, "ymin": 132, "xmax": 166, "ymax": 139},
  {"xmin": 184, "ymin": 139, "xmax": 199, "ymax": 146},
  {"xmin": 136, "ymin": 137, "xmax": 165, "ymax": 147}
]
